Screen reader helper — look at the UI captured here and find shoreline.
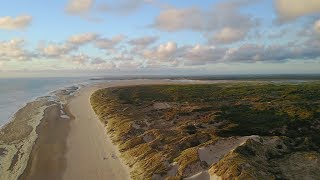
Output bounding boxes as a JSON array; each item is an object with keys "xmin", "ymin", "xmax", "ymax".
[
  {"xmin": 2, "ymin": 79, "xmax": 311, "ymax": 179},
  {"xmin": 0, "ymin": 82, "xmax": 81, "ymax": 180},
  {"xmin": 0, "ymin": 99, "xmax": 53, "ymax": 180},
  {"xmin": 0, "ymin": 77, "xmax": 88, "ymax": 129},
  {"xmin": 19, "ymin": 103, "xmax": 71, "ymax": 180}
]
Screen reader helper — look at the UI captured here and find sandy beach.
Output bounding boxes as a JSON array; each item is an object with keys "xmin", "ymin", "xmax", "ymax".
[
  {"xmin": 4, "ymin": 79, "xmax": 311, "ymax": 179},
  {"xmin": 10, "ymin": 79, "xmax": 219, "ymax": 180},
  {"xmin": 62, "ymin": 83, "xmax": 131, "ymax": 180}
]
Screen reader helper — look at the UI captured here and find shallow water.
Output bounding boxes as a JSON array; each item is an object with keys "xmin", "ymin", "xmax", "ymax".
[{"xmin": 0, "ymin": 77, "xmax": 90, "ymax": 127}]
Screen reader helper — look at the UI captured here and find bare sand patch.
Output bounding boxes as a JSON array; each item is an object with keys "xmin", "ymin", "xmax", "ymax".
[{"xmin": 198, "ymin": 136, "xmax": 259, "ymax": 165}]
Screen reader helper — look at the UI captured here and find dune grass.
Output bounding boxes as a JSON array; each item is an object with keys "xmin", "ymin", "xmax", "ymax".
[{"xmin": 91, "ymin": 82, "xmax": 320, "ymax": 179}]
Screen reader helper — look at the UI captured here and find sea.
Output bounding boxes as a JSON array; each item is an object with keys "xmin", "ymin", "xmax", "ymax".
[{"xmin": 0, "ymin": 77, "xmax": 93, "ymax": 127}]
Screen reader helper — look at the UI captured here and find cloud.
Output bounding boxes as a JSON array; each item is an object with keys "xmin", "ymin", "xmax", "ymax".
[
  {"xmin": 275, "ymin": 0, "xmax": 320, "ymax": 23},
  {"xmin": 94, "ymin": 35, "xmax": 126, "ymax": 50},
  {"xmin": 128, "ymin": 36, "xmax": 158, "ymax": 47},
  {"xmin": 0, "ymin": 15, "xmax": 32, "ymax": 30},
  {"xmin": 112, "ymin": 53, "xmax": 135, "ymax": 61},
  {"xmin": 211, "ymin": 27, "xmax": 247, "ymax": 44},
  {"xmin": 0, "ymin": 39, "xmax": 36, "ymax": 61},
  {"xmin": 117, "ymin": 61, "xmax": 143, "ymax": 69},
  {"xmin": 143, "ymin": 41, "xmax": 178, "ymax": 61},
  {"xmin": 65, "ymin": 0, "xmax": 94, "ymax": 15},
  {"xmin": 128, "ymin": 36, "xmax": 158, "ymax": 53},
  {"xmin": 98, "ymin": 0, "xmax": 154, "ymax": 15},
  {"xmin": 39, "ymin": 42, "xmax": 76, "ymax": 58},
  {"xmin": 65, "ymin": 53, "xmax": 90, "ymax": 64},
  {"xmin": 222, "ymin": 41, "xmax": 320, "ymax": 63},
  {"xmin": 91, "ymin": 59, "xmax": 116, "ymax": 70},
  {"xmin": 141, "ymin": 37, "xmax": 320, "ymax": 67},
  {"xmin": 152, "ymin": 7, "xmax": 204, "ymax": 31},
  {"xmin": 180, "ymin": 45, "xmax": 226, "ymax": 65},
  {"xmin": 39, "ymin": 32, "xmax": 102, "ymax": 59},
  {"xmin": 91, "ymin": 57, "xmax": 106, "ymax": 64},
  {"xmin": 151, "ymin": 0, "xmax": 258, "ymax": 44},
  {"xmin": 67, "ymin": 32, "xmax": 99, "ymax": 45}
]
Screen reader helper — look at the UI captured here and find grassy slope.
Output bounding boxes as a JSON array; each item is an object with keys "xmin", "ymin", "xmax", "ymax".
[{"xmin": 90, "ymin": 82, "xmax": 320, "ymax": 179}]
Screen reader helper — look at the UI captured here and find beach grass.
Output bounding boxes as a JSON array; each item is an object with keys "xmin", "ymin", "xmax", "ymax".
[{"xmin": 91, "ymin": 82, "xmax": 320, "ymax": 179}]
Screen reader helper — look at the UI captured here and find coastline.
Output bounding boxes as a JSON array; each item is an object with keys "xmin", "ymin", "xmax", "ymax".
[
  {"xmin": 0, "ymin": 79, "xmax": 237, "ymax": 180},
  {"xmin": 19, "ymin": 104, "xmax": 71, "ymax": 180},
  {"xmin": 0, "ymin": 99, "xmax": 53, "ymax": 180},
  {"xmin": 0, "ymin": 79, "xmax": 230, "ymax": 180},
  {"xmin": 0, "ymin": 83, "xmax": 81, "ymax": 180},
  {"xmin": 0, "ymin": 77, "xmax": 88, "ymax": 128},
  {"xmin": 0, "ymin": 79, "xmax": 319, "ymax": 179}
]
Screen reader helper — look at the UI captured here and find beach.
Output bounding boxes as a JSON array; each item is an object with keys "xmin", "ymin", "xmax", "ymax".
[
  {"xmin": 0, "ymin": 79, "xmax": 227, "ymax": 180},
  {"xmin": 62, "ymin": 83, "xmax": 131, "ymax": 180},
  {"xmin": 16, "ymin": 81, "xmax": 136, "ymax": 180},
  {"xmin": 1, "ymin": 79, "xmax": 318, "ymax": 179},
  {"xmin": 10, "ymin": 80, "xmax": 208, "ymax": 179}
]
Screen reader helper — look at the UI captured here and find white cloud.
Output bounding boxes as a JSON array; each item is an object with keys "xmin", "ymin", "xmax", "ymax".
[
  {"xmin": 152, "ymin": 0, "xmax": 258, "ymax": 44},
  {"xmin": 0, "ymin": 39, "xmax": 36, "ymax": 61},
  {"xmin": 275, "ymin": 0, "xmax": 320, "ymax": 22},
  {"xmin": 39, "ymin": 32, "xmax": 99, "ymax": 59},
  {"xmin": 94, "ymin": 35, "xmax": 126, "ymax": 50},
  {"xmin": 152, "ymin": 7, "xmax": 204, "ymax": 31},
  {"xmin": 181, "ymin": 44, "xmax": 226, "ymax": 65},
  {"xmin": 68, "ymin": 32, "xmax": 98, "ymax": 45},
  {"xmin": 112, "ymin": 53, "xmax": 135, "ymax": 61},
  {"xmin": 39, "ymin": 42, "xmax": 76, "ymax": 58},
  {"xmin": 65, "ymin": 53, "xmax": 90, "ymax": 64},
  {"xmin": 143, "ymin": 41, "xmax": 178, "ymax": 61},
  {"xmin": 98, "ymin": 0, "xmax": 154, "ymax": 15},
  {"xmin": 65, "ymin": 0, "xmax": 94, "ymax": 15},
  {"xmin": 211, "ymin": 27, "xmax": 247, "ymax": 44},
  {"xmin": 117, "ymin": 61, "xmax": 143, "ymax": 69},
  {"xmin": 0, "ymin": 15, "xmax": 32, "ymax": 30},
  {"xmin": 91, "ymin": 60, "xmax": 116, "ymax": 70},
  {"xmin": 141, "ymin": 38, "xmax": 320, "ymax": 67},
  {"xmin": 128, "ymin": 36, "xmax": 158, "ymax": 47}
]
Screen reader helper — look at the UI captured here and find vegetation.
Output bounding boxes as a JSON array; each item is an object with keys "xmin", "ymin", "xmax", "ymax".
[{"xmin": 90, "ymin": 82, "xmax": 320, "ymax": 179}]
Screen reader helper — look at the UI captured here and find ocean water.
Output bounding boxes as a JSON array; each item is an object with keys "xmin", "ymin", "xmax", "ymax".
[{"xmin": 0, "ymin": 77, "xmax": 91, "ymax": 127}]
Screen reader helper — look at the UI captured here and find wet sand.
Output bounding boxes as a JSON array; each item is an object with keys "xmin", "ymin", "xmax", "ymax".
[
  {"xmin": 19, "ymin": 104, "xmax": 71, "ymax": 180},
  {"xmin": 0, "ymin": 100, "xmax": 51, "ymax": 180}
]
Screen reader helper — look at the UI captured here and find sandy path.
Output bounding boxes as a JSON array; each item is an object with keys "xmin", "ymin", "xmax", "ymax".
[{"xmin": 62, "ymin": 84, "xmax": 130, "ymax": 180}]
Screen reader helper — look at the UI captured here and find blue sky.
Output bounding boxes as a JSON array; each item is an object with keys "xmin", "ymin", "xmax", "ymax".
[{"xmin": 0, "ymin": 0, "xmax": 320, "ymax": 77}]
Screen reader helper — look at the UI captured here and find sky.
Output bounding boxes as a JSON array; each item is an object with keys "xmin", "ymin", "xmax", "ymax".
[{"xmin": 0, "ymin": 0, "xmax": 320, "ymax": 77}]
